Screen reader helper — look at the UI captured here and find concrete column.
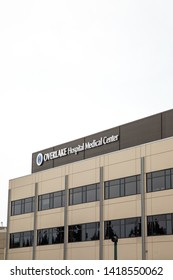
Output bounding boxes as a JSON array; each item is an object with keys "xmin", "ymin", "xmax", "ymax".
[
  {"xmin": 5, "ymin": 188, "xmax": 11, "ymax": 260},
  {"xmin": 99, "ymin": 167, "xmax": 104, "ymax": 260},
  {"xmin": 141, "ymin": 157, "xmax": 146, "ymax": 260},
  {"xmin": 32, "ymin": 182, "xmax": 38, "ymax": 260},
  {"xmin": 64, "ymin": 175, "xmax": 68, "ymax": 260}
]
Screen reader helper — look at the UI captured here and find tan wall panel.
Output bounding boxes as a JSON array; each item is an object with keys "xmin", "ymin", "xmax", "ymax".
[
  {"xmin": 37, "ymin": 209, "xmax": 64, "ymax": 229},
  {"xmin": 71, "ymin": 158, "xmax": 98, "ymax": 174},
  {"xmin": 8, "ymin": 248, "xmax": 32, "ymax": 260},
  {"xmin": 38, "ymin": 166, "xmax": 65, "ymax": 182},
  {"xmin": 149, "ymin": 137, "xmax": 173, "ymax": 155},
  {"xmin": 104, "ymin": 160, "xmax": 140, "ymax": 182},
  {"xmin": 68, "ymin": 203, "xmax": 99, "ymax": 225},
  {"xmin": 104, "ymin": 239, "xmax": 141, "ymax": 260},
  {"xmin": 38, "ymin": 177, "xmax": 64, "ymax": 195},
  {"xmin": 146, "ymin": 190, "xmax": 173, "ymax": 216},
  {"xmin": 108, "ymin": 148, "xmax": 136, "ymax": 165},
  {"xmin": 10, "ymin": 174, "xmax": 35, "ymax": 189},
  {"xmin": 9, "ymin": 215, "xmax": 34, "ymax": 232},
  {"xmin": 69, "ymin": 169, "xmax": 99, "ymax": 188},
  {"xmin": 104, "ymin": 197, "xmax": 141, "ymax": 220},
  {"xmin": 36, "ymin": 245, "xmax": 63, "ymax": 260},
  {"xmin": 0, "ymin": 231, "xmax": 6, "ymax": 260},
  {"xmin": 145, "ymin": 150, "xmax": 173, "ymax": 173},
  {"xmin": 11, "ymin": 184, "xmax": 35, "ymax": 201},
  {"xmin": 147, "ymin": 236, "xmax": 173, "ymax": 260},
  {"xmin": 68, "ymin": 242, "xmax": 99, "ymax": 260},
  {"xmin": 0, "ymin": 249, "xmax": 5, "ymax": 260}
]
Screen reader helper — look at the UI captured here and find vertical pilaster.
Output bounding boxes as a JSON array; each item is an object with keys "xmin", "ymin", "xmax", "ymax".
[
  {"xmin": 5, "ymin": 188, "xmax": 11, "ymax": 260},
  {"xmin": 99, "ymin": 167, "xmax": 104, "ymax": 260},
  {"xmin": 141, "ymin": 157, "xmax": 146, "ymax": 260},
  {"xmin": 33, "ymin": 182, "xmax": 38, "ymax": 260},
  {"xmin": 64, "ymin": 175, "xmax": 68, "ymax": 260}
]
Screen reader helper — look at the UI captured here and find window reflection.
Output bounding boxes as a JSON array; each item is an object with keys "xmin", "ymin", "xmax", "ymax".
[
  {"xmin": 10, "ymin": 231, "xmax": 33, "ymax": 248},
  {"xmin": 69, "ymin": 222, "xmax": 99, "ymax": 243},
  {"xmin": 147, "ymin": 214, "xmax": 172, "ymax": 236},
  {"xmin": 105, "ymin": 217, "xmax": 141, "ymax": 239},
  {"xmin": 147, "ymin": 168, "xmax": 173, "ymax": 193},
  {"xmin": 104, "ymin": 175, "xmax": 140, "ymax": 200}
]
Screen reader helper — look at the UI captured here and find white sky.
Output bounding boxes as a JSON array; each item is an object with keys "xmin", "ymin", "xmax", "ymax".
[{"xmin": 0, "ymin": 0, "xmax": 173, "ymax": 226}]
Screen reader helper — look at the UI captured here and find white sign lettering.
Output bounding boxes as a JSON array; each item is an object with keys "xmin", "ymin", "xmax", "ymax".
[{"xmin": 36, "ymin": 134, "xmax": 119, "ymax": 166}]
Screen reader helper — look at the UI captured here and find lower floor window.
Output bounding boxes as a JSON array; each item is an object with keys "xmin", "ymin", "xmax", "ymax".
[
  {"xmin": 10, "ymin": 231, "xmax": 34, "ymax": 248},
  {"xmin": 105, "ymin": 217, "xmax": 141, "ymax": 239},
  {"xmin": 37, "ymin": 227, "xmax": 64, "ymax": 246},
  {"xmin": 147, "ymin": 214, "xmax": 173, "ymax": 236},
  {"xmin": 10, "ymin": 213, "xmax": 173, "ymax": 249},
  {"xmin": 68, "ymin": 222, "xmax": 100, "ymax": 243}
]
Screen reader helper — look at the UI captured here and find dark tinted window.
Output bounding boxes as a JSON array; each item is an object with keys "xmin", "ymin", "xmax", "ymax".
[
  {"xmin": 11, "ymin": 197, "xmax": 34, "ymax": 216},
  {"xmin": 147, "ymin": 168, "xmax": 173, "ymax": 192},
  {"xmin": 69, "ymin": 183, "xmax": 100, "ymax": 206},
  {"xmin": 37, "ymin": 227, "xmax": 64, "ymax": 246},
  {"xmin": 52, "ymin": 227, "xmax": 64, "ymax": 244},
  {"xmin": 68, "ymin": 222, "xmax": 99, "ymax": 243},
  {"xmin": 24, "ymin": 197, "xmax": 35, "ymax": 213},
  {"xmin": 147, "ymin": 214, "xmax": 173, "ymax": 236},
  {"xmin": 38, "ymin": 190, "xmax": 65, "ymax": 211},
  {"xmin": 105, "ymin": 175, "xmax": 140, "ymax": 200},
  {"xmin": 10, "ymin": 231, "xmax": 33, "ymax": 248},
  {"xmin": 105, "ymin": 217, "xmax": 141, "ymax": 239}
]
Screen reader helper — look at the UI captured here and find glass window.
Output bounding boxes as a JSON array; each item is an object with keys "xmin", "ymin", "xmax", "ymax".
[
  {"xmin": 69, "ymin": 225, "xmax": 82, "ymax": 242},
  {"xmin": 24, "ymin": 198, "xmax": 34, "ymax": 213},
  {"xmin": 110, "ymin": 180, "xmax": 120, "ymax": 198},
  {"xmin": 10, "ymin": 233, "xmax": 20, "ymax": 248},
  {"xmin": 125, "ymin": 218, "xmax": 139, "ymax": 238},
  {"xmin": 85, "ymin": 223, "xmax": 99, "ymax": 241},
  {"xmin": 72, "ymin": 187, "xmax": 83, "ymax": 205},
  {"xmin": 104, "ymin": 182, "xmax": 109, "ymax": 199},
  {"xmin": 152, "ymin": 171, "xmax": 165, "ymax": 192},
  {"xmin": 11, "ymin": 201, "xmax": 15, "ymax": 216},
  {"xmin": 146, "ymin": 174, "xmax": 152, "ymax": 192},
  {"xmin": 104, "ymin": 217, "xmax": 141, "ymax": 240},
  {"xmin": 11, "ymin": 197, "xmax": 35, "ymax": 216},
  {"xmin": 120, "ymin": 219, "xmax": 125, "ymax": 238},
  {"xmin": 37, "ymin": 229, "xmax": 49, "ymax": 245},
  {"xmin": 171, "ymin": 170, "xmax": 173, "ymax": 189},
  {"xmin": 147, "ymin": 168, "xmax": 173, "ymax": 193},
  {"xmin": 166, "ymin": 173, "xmax": 171, "ymax": 189},
  {"xmin": 39, "ymin": 191, "xmax": 65, "ymax": 211},
  {"xmin": 52, "ymin": 227, "xmax": 64, "ymax": 244},
  {"xmin": 96, "ymin": 183, "xmax": 100, "ymax": 201},
  {"xmin": 86, "ymin": 184, "xmax": 97, "ymax": 203},
  {"xmin": 105, "ymin": 220, "xmax": 120, "ymax": 239},
  {"xmin": 69, "ymin": 222, "xmax": 99, "ymax": 243},
  {"xmin": 147, "ymin": 214, "xmax": 173, "ymax": 236},
  {"xmin": 120, "ymin": 179, "xmax": 125, "ymax": 196},
  {"xmin": 53, "ymin": 192, "xmax": 62, "ymax": 208},
  {"xmin": 69, "ymin": 183, "xmax": 100, "ymax": 206},
  {"xmin": 40, "ymin": 194, "xmax": 50, "ymax": 211},
  {"xmin": 37, "ymin": 227, "xmax": 64, "ymax": 246},
  {"xmin": 137, "ymin": 175, "xmax": 141, "ymax": 194},
  {"xmin": 104, "ymin": 175, "xmax": 139, "ymax": 199},
  {"xmin": 13, "ymin": 200, "xmax": 22, "ymax": 215},
  {"xmin": 22, "ymin": 231, "xmax": 33, "ymax": 247},
  {"xmin": 125, "ymin": 176, "xmax": 137, "ymax": 196},
  {"xmin": 10, "ymin": 231, "xmax": 34, "ymax": 248}
]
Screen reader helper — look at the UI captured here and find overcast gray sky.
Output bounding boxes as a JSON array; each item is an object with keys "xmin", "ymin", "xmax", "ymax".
[{"xmin": 0, "ymin": 0, "xmax": 173, "ymax": 225}]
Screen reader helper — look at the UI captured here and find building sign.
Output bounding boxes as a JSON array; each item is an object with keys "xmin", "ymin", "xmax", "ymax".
[{"xmin": 36, "ymin": 134, "xmax": 119, "ymax": 166}]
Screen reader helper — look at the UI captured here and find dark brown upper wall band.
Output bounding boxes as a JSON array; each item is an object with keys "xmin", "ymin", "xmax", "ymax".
[{"xmin": 32, "ymin": 109, "xmax": 173, "ymax": 173}]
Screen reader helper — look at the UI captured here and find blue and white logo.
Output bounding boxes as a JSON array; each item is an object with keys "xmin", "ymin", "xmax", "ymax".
[{"xmin": 36, "ymin": 153, "xmax": 44, "ymax": 166}]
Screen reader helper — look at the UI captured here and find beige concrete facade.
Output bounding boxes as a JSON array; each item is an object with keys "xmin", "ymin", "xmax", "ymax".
[
  {"xmin": 0, "ymin": 227, "xmax": 6, "ymax": 260},
  {"xmin": 6, "ymin": 135, "xmax": 173, "ymax": 260}
]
